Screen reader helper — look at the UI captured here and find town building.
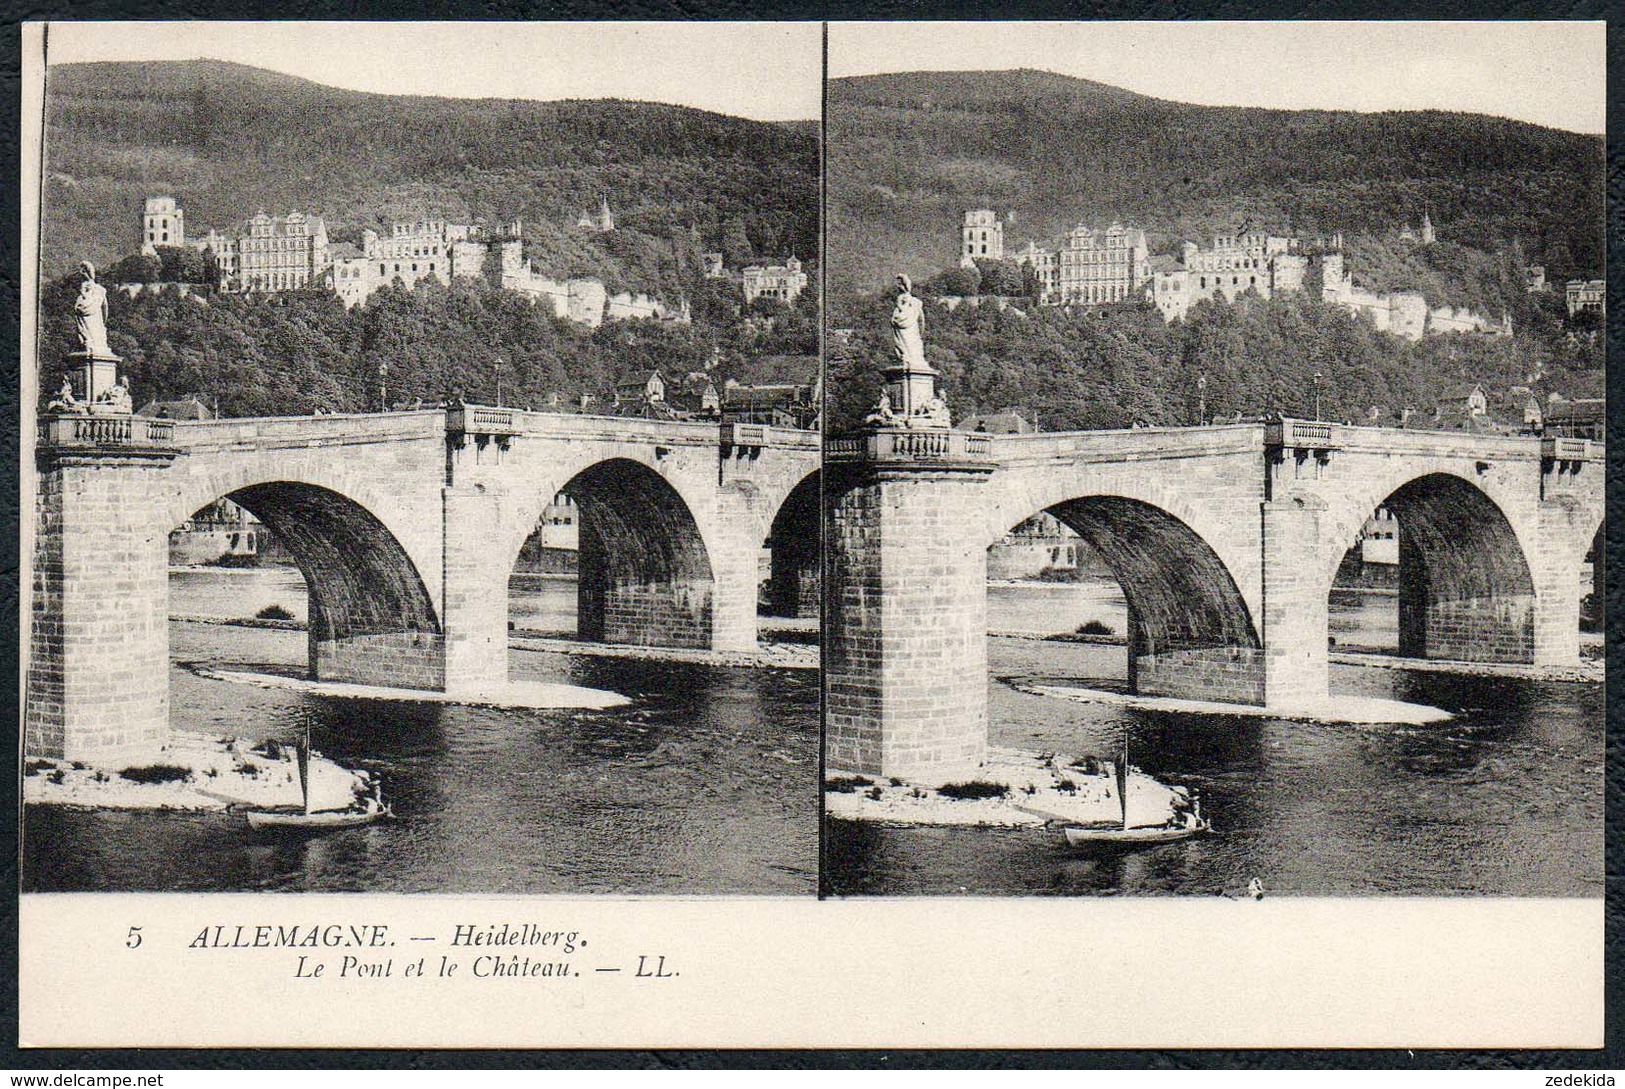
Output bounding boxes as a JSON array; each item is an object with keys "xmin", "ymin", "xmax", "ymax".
[
  {"xmin": 1436, "ymin": 383, "xmax": 1489, "ymax": 419},
  {"xmin": 702, "ymin": 252, "xmax": 726, "ymax": 278},
  {"xmin": 957, "ymin": 408, "xmax": 1038, "ymax": 435},
  {"xmin": 1544, "ymin": 397, "xmax": 1604, "ymax": 440},
  {"xmin": 719, "ymin": 354, "xmax": 819, "ymax": 429},
  {"xmin": 1565, "ymin": 279, "xmax": 1605, "ymax": 318},
  {"xmin": 1525, "ymin": 266, "xmax": 1547, "ymax": 293},
  {"xmin": 667, "ymin": 373, "xmax": 722, "ymax": 419},
  {"xmin": 960, "ymin": 209, "xmax": 1005, "ymax": 268},
  {"xmin": 576, "ymin": 196, "xmax": 615, "ymax": 233},
  {"xmin": 742, "ymin": 255, "xmax": 807, "ymax": 306},
  {"xmin": 614, "ymin": 371, "xmax": 667, "ymax": 415},
  {"xmin": 137, "ymin": 396, "xmax": 214, "ymax": 421},
  {"xmin": 1397, "ymin": 211, "xmax": 1436, "ymax": 245}
]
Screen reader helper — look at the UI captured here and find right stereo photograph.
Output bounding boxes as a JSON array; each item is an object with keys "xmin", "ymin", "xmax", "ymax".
[{"xmin": 820, "ymin": 21, "xmax": 1605, "ymax": 898}]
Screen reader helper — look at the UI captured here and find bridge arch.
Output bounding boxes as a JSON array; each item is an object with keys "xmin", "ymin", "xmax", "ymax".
[
  {"xmin": 506, "ymin": 456, "xmax": 718, "ymax": 648},
  {"xmin": 764, "ymin": 469, "xmax": 820, "ymax": 618},
  {"xmin": 170, "ymin": 480, "xmax": 444, "ymax": 688},
  {"xmin": 996, "ymin": 493, "xmax": 1263, "ymax": 704},
  {"xmin": 1327, "ymin": 471, "xmax": 1536, "ymax": 663}
]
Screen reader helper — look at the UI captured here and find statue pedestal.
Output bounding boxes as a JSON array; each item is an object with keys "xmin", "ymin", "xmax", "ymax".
[
  {"xmin": 67, "ymin": 352, "xmax": 122, "ymax": 405},
  {"xmin": 882, "ymin": 360, "xmax": 939, "ymax": 419}
]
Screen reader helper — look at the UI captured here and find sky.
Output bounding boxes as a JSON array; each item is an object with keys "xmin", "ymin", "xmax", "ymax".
[
  {"xmin": 830, "ymin": 21, "xmax": 1606, "ymax": 134},
  {"xmin": 43, "ymin": 21, "xmax": 824, "ymax": 122}
]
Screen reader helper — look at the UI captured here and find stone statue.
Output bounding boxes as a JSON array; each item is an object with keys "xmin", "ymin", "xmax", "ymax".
[
  {"xmin": 863, "ymin": 387, "xmax": 896, "ymax": 427},
  {"xmin": 46, "ymin": 378, "xmax": 82, "ymax": 414},
  {"xmin": 95, "ymin": 374, "xmax": 132, "ymax": 414},
  {"xmin": 74, "ymin": 261, "xmax": 112, "ymax": 359},
  {"xmin": 890, "ymin": 274, "xmax": 927, "ymax": 371},
  {"xmin": 918, "ymin": 393, "xmax": 951, "ymax": 429}
]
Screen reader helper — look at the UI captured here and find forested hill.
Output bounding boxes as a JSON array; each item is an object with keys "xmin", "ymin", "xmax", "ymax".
[
  {"xmin": 828, "ymin": 68, "xmax": 1603, "ymax": 299},
  {"xmin": 42, "ymin": 60, "xmax": 818, "ymax": 291}
]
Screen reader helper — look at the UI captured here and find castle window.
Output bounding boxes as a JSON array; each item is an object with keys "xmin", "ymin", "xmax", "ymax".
[{"xmin": 162, "ymin": 232, "xmax": 168, "ymax": 242}]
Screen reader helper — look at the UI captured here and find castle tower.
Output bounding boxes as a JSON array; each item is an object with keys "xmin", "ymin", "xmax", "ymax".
[
  {"xmin": 141, "ymin": 196, "xmax": 184, "ymax": 255},
  {"xmin": 960, "ymin": 210, "xmax": 1003, "ymax": 269}
]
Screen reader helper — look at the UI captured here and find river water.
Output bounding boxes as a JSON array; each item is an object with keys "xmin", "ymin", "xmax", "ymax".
[
  {"xmin": 24, "ymin": 568, "xmax": 818, "ymax": 895},
  {"xmin": 824, "ymin": 580, "xmax": 1604, "ymax": 897}
]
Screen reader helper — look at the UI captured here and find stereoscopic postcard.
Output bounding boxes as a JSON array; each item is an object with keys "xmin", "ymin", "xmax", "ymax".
[{"xmin": 18, "ymin": 19, "xmax": 1605, "ymax": 1050}]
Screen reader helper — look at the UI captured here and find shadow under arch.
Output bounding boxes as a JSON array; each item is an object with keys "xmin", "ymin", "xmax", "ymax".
[
  {"xmin": 564, "ymin": 458, "xmax": 717, "ymax": 648},
  {"xmin": 1342, "ymin": 472, "xmax": 1536, "ymax": 663},
  {"xmin": 766, "ymin": 470, "xmax": 820, "ymax": 619},
  {"xmin": 202, "ymin": 481, "xmax": 443, "ymax": 688},
  {"xmin": 1037, "ymin": 495, "xmax": 1262, "ymax": 703}
]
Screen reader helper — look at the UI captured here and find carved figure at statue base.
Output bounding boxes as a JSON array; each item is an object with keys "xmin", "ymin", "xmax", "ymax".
[
  {"xmin": 90, "ymin": 375, "xmax": 133, "ymax": 416},
  {"xmin": 863, "ymin": 388, "xmax": 896, "ymax": 427},
  {"xmin": 46, "ymin": 379, "xmax": 85, "ymax": 415}
]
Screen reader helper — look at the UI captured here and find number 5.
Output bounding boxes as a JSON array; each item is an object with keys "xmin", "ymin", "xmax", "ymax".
[{"xmin": 126, "ymin": 926, "xmax": 142, "ymax": 949}]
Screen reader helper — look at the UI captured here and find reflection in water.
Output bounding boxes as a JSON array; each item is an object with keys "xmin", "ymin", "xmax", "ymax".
[
  {"xmin": 824, "ymin": 581, "xmax": 1602, "ymax": 897},
  {"xmin": 24, "ymin": 568, "xmax": 817, "ymax": 895}
]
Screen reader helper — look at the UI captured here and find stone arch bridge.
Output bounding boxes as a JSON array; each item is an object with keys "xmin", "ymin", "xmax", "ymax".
[
  {"xmin": 27, "ymin": 408, "xmax": 818, "ymax": 764},
  {"xmin": 825, "ymin": 419, "xmax": 1604, "ymax": 780}
]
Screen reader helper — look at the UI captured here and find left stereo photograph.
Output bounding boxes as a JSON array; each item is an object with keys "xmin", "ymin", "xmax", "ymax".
[{"xmin": 22, "ymin": 21, "xmax": 824, "ymax": 895}]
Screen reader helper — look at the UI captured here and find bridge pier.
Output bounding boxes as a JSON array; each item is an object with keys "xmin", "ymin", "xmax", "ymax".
[
  {"xmin": 1529, "ymin": 497, "xmax": 1589, "ymax": 668},
  {"xmin": 27, "ymin": 420, "xmax": 179, "ymax": 764},
  {"xmin": 710, "ymin": 490, "xmax": 764, "ymax": 653},
  {"xmin": 1259, "ymin": 495, "xmax": 1331, "ymax": 709},
  {"xmin": 825, "ymin": 432, "xmax": 995, "ymax": 782},
  {"xmin": 440, "ymin": 483, "xmax": 509, "ymax": 697}
]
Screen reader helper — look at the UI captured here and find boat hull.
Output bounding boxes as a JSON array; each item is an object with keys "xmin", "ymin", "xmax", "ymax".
[
  {"xmin": 1063, "ymin": 819, "xmax": 1209, "ymax": 846},
  {"xmin": 244, "ymin": 805, "xmax": 389, "ymax": 832}
]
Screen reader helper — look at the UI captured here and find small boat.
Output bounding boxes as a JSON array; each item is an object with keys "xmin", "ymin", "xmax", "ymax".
[
  {"xmin": 1060, "ymin": 728, "xmax": 1209, "ymax": 846},
  {"xmin": 1062, "ymin": 810, "xmax": 1210, "ymax": 846},
  {"xmin": 242, "ymin": 726, "xmax": 391, "ymax": 832}
]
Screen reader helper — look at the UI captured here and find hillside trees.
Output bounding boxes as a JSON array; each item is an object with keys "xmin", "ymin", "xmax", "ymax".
[{"xmin": 36, "ymin": 270, "xmax": 815, "ymax": 417}]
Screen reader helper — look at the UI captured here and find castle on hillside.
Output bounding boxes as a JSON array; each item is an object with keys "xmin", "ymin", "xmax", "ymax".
[
  {"xmin": 960, "ymin": 209, "xmax": 1004, "ymax": 267},
  {"xmin": 331, "ymin": 218, "xmax": 524, "ymax": 307},
  {"xmin": 962, "ymin": 210, "xmax": 1505, "ymax": 342},
  {"xmin": 133, "ymin": 195, "xmax": 687, "ymax": 326}
]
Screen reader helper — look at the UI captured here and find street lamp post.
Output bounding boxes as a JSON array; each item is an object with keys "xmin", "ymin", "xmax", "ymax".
[
  {"xmin": 1312, "ymin": 371, "xmax": 1324, "ymax": 422},
  {"xmin": 1196, "ymin": 373, "xmax": 1208, "ymax": 426},
  {"xmin": 495, "ymin": 357, "xmax": 504, "ymax": 409},
  {"xmin": 378, "ymin": 360, "xmax": 389, "ymax": 413}
]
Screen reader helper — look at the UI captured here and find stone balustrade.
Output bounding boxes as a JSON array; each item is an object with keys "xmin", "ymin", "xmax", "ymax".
[
  {"xmin": 39, "ymin": 413, "xmax": 176, "ymax": 448},
  {"xmin": 824, "ymin": 427, "xmax": 993, "ymax": 463}
]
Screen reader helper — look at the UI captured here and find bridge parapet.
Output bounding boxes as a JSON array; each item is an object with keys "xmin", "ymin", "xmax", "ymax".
[
  {"xmin": 1541, "ymin": 436, "xmax": 1603, "ymax": 463},
  {"xmin": 724, "ymin": 422, "xmax": 820, "ymax": 453},
  {"xmin": 40, "ymin": 412, "xmax": 177, "ymax": 450},
  {"xmin": 826, "ymin": 428, "xmax": 994, "ymax": 463},
  {"xmin": 993, "ymin": 423, "xmax": 1264, "ymax": 466},
  {"xmin": 172, "ymin": 410, "xmax": 443, "ymax": 451}
]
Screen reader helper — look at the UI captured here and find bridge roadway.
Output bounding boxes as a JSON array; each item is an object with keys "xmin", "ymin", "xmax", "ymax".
[
  {"xmin": 27, "ymin": 407, "xmax": 820, "ymax": 764},
  {"xmin": 824, "ymin": 419, "xmax": 1605, "ymax": 781}
]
